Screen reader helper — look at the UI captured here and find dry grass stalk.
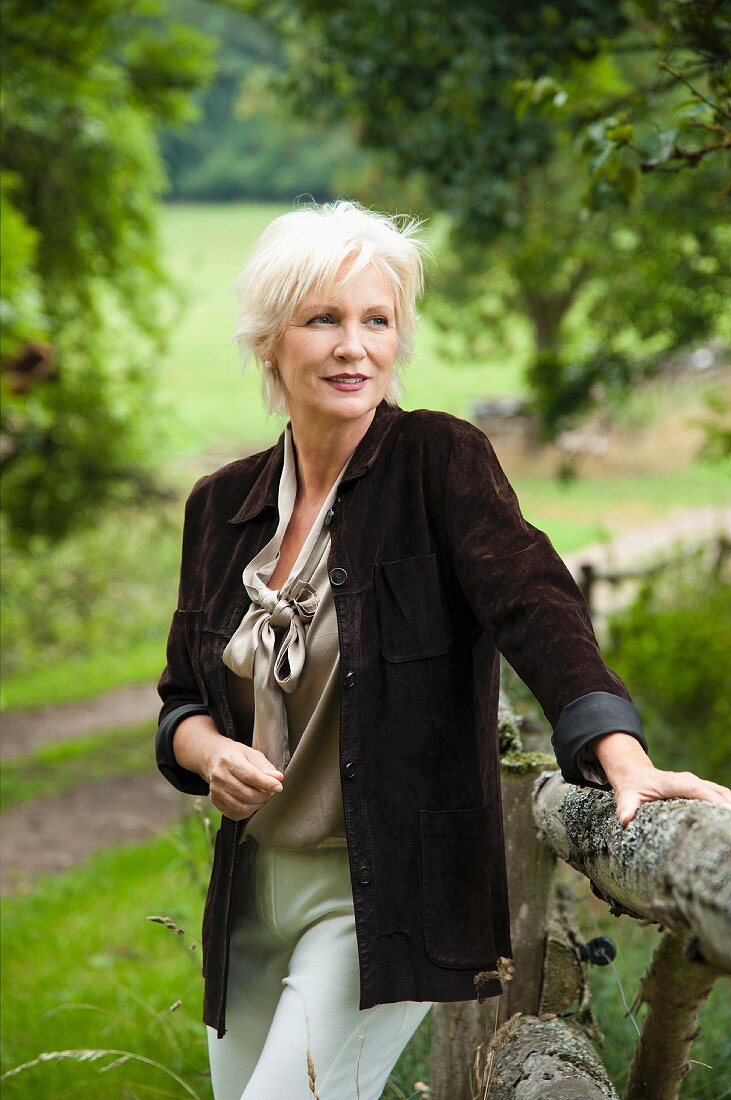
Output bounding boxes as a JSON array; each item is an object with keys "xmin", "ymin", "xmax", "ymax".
[
  {"xmin": 306, "ymin": 1047, "xmax": 319, "ymax": 1096},
  {"xmin": 146, "ymin": 913, "xmax": 199, "ymax": 952},
  {"xmin": 0, "ymin": 1048, "xmax": 202, "ymax": 1097}
]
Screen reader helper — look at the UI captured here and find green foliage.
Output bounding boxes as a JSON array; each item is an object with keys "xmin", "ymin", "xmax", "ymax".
[
  {"xmin": 0, "ymin": 494, "xmax": 182, "ymax": 681},
  {"xmin": 231, "ymin": 0, "xmax": 730, "ymax": 441},
  {"xmin": 0, "ymin": 171, "xmax": 47, "ymax": 357},
  {"xmin": 243, "ymin": 0, "xmax": 628, "ymax": 233},
  {"xmin": 604, "ymin": 549, "xmax": 731, "ymax": 780},
  {"xmin": 0, "ymin": 0, "xmax": 216, "ymax": 546},
  {"xmin": 160, "ymin": 0, "xmax": 369, "ymax": 201}
]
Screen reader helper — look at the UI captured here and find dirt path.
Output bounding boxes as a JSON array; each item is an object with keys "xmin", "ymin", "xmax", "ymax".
[
  {"xmin": 1, "ymin": 681, "xmax": 162, "ymax": 760},
  {"xmin": 1, "ymin": 503, "xmax": 728, "ymax": 893},
  {"xmin": 0, "ymin": 772, "xmax": 185, "ymax": 896}
]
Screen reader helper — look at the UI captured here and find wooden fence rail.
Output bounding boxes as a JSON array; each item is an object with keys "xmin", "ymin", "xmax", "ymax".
[{"xmin": 430, "ymin": 710, "xmax": 730, "ymax": 1100}]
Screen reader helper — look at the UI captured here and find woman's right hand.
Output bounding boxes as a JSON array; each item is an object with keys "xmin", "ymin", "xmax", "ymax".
[
  {"xmin": 172, "ymin": 713, "xmax": 285, "ymax": 821},
  {"xmin": 205, "ymin": 741, "xmax": 285, "ymax": 821}
]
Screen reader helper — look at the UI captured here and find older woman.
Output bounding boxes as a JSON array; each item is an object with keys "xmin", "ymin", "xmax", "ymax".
[{"xmin": 155, "ymin": 199, "xmax": 730, "ymax": 1100}]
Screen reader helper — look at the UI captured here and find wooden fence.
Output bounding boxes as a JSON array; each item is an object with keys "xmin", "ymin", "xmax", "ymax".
[
  {"xmin": 429, "ymin": 705, "xmax": 730, "ymax": 1099},
  {"xmin": 576, "ymin": 534, "xmax": 729, "ymax": 619}
]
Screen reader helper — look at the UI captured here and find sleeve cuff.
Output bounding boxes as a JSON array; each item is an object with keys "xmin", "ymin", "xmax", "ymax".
[
  {"xmin": 155, "ymin": 703, "xmax": 212, "ymax": 796},
  {"xmin": 551, "ymin": 690, "xmax": 647, "ymax": 791}
]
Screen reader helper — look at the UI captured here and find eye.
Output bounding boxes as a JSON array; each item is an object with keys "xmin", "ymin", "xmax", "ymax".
[
  {"xmin": 307, "ymin": 314, "xmax": 333, "ymax": 325},
  {"xmin": 368, "ymin": 316, "xmax": 389, "ymax": 326}
]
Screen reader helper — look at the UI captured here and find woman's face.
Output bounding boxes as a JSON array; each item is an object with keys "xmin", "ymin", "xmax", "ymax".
[{"xmin": 268, "ymin": 260, "xmax": 399, "ymax": 426}]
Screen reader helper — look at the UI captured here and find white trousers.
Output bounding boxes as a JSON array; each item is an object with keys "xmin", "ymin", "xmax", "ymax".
[{"xmin": 207, "ymin": 838, "xmax": 434, "ymax": 1099}]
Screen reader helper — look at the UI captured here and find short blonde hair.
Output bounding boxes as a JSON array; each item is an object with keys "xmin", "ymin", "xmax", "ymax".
[{"xmin": 231, "ymin": 198, "xmax": 431, "ymax": 416}]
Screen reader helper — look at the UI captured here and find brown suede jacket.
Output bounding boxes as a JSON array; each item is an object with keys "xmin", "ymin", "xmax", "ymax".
[{"xmin": 155, "ymin": 397, "xmax": 646, "ymax": 1038}]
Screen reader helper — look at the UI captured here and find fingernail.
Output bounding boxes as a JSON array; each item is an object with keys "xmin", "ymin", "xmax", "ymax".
[{"xmin": 271, "ymin": 782, "xmax": 283, "ymax": 793}]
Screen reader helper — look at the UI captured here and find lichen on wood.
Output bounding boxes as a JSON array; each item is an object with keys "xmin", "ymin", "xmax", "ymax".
[
  {"xmin": 501, "ymin": 750, "xmax": 557, "ymax": 776},
  {"xmin": 532, "ymin": 771, "xmax": 731, "ymax": 973},
  {"xmin": 480, "ymin": 1013, "xmax": 619, "ymax": 1099}
]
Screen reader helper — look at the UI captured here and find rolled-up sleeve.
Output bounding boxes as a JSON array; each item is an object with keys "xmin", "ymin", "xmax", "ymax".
[{"xmin": 443, "ymin": 421, "xmax": 648, "ymax": 789}]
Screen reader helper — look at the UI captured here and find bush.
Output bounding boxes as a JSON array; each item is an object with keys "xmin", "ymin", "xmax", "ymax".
[{"xmin": 603, "ymin": 547, "xmax": 730, "ymax": 781}]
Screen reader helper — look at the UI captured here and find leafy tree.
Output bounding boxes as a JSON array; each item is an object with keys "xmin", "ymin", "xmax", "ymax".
[
  {"xmin": 234, "ymin": 0, "xmax": 730, "ymax": 440},
  {"xmin": 0, "ymin": 0, "xmax": 216, "ymax": 546},
  {"xmin": 161, "ymin": 0, "xmax": 368, "ymax": 201}
]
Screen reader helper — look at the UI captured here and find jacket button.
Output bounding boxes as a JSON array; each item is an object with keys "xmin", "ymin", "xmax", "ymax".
[
  {"xmin": 357, "ymin": 864, "xmax": 372, "ymax": 884},
  {"xmin": 324, "ymin": 507, "xmax": 335, "ymax": 526},
  {"xmin": 344, "ymin": 760, "xmax": 356, "ymax": 778},
  {"xmin": 330, "ymin": 567, "xmax": 347, "ymax": 586},
  {"xmin": 343, "ymin": 669, "xmax": 356, "ymax": 687}
]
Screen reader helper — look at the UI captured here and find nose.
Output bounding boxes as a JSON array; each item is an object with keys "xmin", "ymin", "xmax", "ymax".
[{"xmin": 334, "ymin": 322, "xmax": 367, "ymax": 363}]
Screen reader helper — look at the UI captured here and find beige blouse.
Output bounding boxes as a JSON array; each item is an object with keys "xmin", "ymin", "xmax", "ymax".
[{"xmin": 222, "ymin": 422, "xmax": 354, "ymax": 849}]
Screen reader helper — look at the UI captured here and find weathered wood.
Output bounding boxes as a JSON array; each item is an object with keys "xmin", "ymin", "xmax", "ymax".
[
  {"xmin": 482, "ymin": 1013, "xmax": 619, "ymax": 1099},
  {"xmin": 498, "ymin": 754, "xmax": 558, "ymax": 1023},
  {"xmin": 540, "ymin": 879, "xmax": 603, "ymax": 1051},
  {"xmin": 532, "ymin": 771, "xmax": 731, "ymax": 973},
  {"xmin": 624, "ymin": 931, "xmax": 720, "ymax": 1100},
  {"xmin": 430, "ymin": 999, "xmax": 501, "ymax": 1100}
]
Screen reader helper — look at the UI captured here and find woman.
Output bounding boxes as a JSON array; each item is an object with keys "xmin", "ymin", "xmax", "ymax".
[{"xmin": 155, "ymin": 199, "xmax": 730, "ymax": 1099}]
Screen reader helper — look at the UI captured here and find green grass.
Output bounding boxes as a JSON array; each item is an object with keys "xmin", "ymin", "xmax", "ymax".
[
  {"xmin": 566, "ymin": 863, "xmax": 731, "ymax": 1099},
  {"xmin": 0, "ymin": 722, "xmax": 154, "ymax": 813},
  {"xmin": 0, "ymin": 820, "xmax": 214, "ymax": 1100},
  {"xmin": 1, "ymin": 640, "xmax": 166, "ymax": 712},
  {"xmin": 0, "ymin": 821, "xmax": 430, "ymax": 1099}
]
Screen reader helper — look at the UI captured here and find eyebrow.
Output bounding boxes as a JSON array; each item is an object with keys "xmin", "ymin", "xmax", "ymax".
[{"xmin": 300, "ymin": 302, "xmax": 395, "ymax": 315}]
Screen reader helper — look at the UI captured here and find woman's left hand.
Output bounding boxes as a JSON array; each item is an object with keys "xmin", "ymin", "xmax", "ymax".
[
  {"xmin": 612, "ymin": 765, "xmax": 731, "ymax": 827},
  {"xmin": 588, "ymin": 731, "xmax": 731, "ymax": 826}
]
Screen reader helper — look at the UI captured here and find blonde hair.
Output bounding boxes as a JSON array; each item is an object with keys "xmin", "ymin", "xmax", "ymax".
[{"xmin": 231, "ymin": 198, "xmax": 431, "ymax": 416}]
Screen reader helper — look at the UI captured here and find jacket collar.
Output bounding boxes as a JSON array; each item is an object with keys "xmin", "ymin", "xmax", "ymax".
[{"xmin": 228, "ymin": 398, "xmax": 401, "ymax": 525}]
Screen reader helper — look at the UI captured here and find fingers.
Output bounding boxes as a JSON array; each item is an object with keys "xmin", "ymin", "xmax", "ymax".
[
  {"xmin": 613, "ymin": 769, "xmax": 731, "ymax": 827},
  {"xmin": 208, "ymin": 743, "xmax": 286, "ymax": 821},
  {"xmin": 614, "ymin": 790, "xmax": 641, "ymax": 828}
]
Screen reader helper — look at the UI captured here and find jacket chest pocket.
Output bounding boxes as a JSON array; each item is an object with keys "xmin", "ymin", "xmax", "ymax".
[{"xmin": 375, "ymin": 552, "xmax": 453, "ymax": 662}]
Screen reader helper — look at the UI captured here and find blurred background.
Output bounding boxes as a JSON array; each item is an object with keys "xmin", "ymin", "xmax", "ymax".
[{"xmin": 1, "ymin": 1, "xmax": 729, "ymax": 1096}]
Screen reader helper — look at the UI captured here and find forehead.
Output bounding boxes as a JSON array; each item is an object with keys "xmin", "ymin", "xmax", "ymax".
[{"xmin": 297, "ymin": 264, "xmax": 396, "ymax": 310}]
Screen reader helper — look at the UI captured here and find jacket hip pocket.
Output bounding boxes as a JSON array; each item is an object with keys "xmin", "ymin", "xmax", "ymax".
[
  {"xmin": 418, "ymin": 806, "xmax": 497, "ymax": 968},
  {"xmin": 375, "ymin": 552, "xmax": 453, "ymax": 662}
]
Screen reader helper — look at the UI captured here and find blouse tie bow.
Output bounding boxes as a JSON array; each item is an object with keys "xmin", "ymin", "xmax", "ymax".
[{"xmin": 222, "ymin": 578, "xmax": 320, "ymax": 773}]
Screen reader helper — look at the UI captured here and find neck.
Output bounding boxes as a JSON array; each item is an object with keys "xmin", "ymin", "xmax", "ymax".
[{"xmin": 287, "ymin": 406, "xmax": 377, "ymax": 503}]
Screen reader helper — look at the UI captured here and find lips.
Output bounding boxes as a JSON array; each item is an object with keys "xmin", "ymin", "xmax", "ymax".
[{"xmin": 324, "ymin": 374, "xmax": 369, "ymax": 389}]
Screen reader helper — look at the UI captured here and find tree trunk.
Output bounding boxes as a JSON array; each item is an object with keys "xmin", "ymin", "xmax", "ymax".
[
  {"xmin": 533, "ymin": 771, "xmax": 731, "ymax": 973},
  {"xmin": 624, "ymin": 931, "xmax": 719, "ymax": 1100}
]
